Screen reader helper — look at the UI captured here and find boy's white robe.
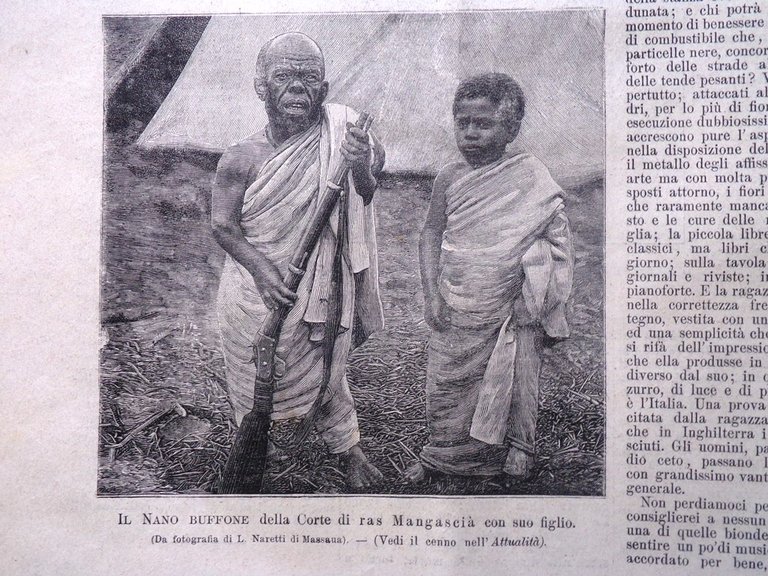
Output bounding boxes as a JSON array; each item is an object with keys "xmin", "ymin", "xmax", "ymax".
[{"xmin": 422, "ymin": 152, "xmax": 573, "ymax": 475}]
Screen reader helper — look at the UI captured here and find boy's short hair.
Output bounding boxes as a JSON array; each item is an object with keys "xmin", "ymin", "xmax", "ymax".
[{"xmin": 453, "ymin": 73, "xmax": 526, "ymax": 135}]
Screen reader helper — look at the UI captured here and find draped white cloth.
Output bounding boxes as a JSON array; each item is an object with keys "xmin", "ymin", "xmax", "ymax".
[
  {"xmin": 421, "ymin": 153, "xmax": 573, "ymax": 475},
  {"xmin": 216, "ymin": 104, "xmax": 383, "ymax": 453}
]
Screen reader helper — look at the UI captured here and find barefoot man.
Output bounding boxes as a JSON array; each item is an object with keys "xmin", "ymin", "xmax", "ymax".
[{"xmin": 212, "ymin": 32, "xmax": 385, "ymax": 490}]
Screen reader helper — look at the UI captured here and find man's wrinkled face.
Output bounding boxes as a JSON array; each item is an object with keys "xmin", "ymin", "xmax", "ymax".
[
  {"xmin": 261, "ymin": 40, "xmax": 327, "ymax": 125},
  {"xmin": 453, "ymin": 96, "xmax": 513, "ymax": 167}
]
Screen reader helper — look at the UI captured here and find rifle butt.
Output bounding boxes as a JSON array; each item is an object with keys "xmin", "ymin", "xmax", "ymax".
[{"xmin": 218, "ymin": 410, "xmax": 271, "ymax": 494}]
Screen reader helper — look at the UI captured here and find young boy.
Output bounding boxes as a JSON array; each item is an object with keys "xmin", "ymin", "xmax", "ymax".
[{"xmin": 408, "ymin": 73, "xmax": 573, "ymax": 483}]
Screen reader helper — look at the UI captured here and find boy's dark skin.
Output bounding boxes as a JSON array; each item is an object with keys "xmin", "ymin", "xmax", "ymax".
[
  {"xmin": 420, "ymin": 96, "xmax": 518, "ymax": 334},
  {"xmin": 407, "ymin": 95, "xmax": 526, "ymax": 484}
]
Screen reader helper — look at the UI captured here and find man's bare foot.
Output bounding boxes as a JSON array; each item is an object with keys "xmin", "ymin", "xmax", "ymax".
[
  {"xmin": 403, "ymin": 462, "xmax": 427, "ymax": 484},
  {"xmin": 503, "ymin": 447, "xmax": 535, "ymax": 480},
  {"xmin": 340, "ymin": 444, "xmax": 383, "ymax": 490}
]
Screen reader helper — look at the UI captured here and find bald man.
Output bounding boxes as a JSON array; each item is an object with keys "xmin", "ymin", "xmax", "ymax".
[{"xmin": 212, "ymin": 33, "xmax": 385, "ymax": 490}]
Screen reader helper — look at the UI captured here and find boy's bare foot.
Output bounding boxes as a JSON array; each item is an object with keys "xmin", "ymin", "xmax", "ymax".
[
  {"xmin": 503, "ymin": 447, "xmax": 535, "ymax": 481},
  {"xmin": 340, "ymin": 444, "xmax": 383, "ymax": 490},
  {"xmin": 404, "ymin": 462, "xmax": 427, "ymax": 484}
]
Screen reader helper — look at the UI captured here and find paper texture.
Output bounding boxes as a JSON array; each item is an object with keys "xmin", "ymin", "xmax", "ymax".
[{"xmin": 2, "ymin": 0, "xmax": 765, "ymax": 574}]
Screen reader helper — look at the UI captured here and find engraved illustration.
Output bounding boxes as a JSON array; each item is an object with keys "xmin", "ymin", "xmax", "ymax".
[{"xmin": 99, "ymin": 11, "xmax": 605, "ymax": 496}]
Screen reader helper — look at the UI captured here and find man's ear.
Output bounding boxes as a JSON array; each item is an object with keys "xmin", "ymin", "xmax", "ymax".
[
  {"xmin": 318, "ymin": 80, "xmax": 329, "ymax": 104},
  {"xmin": 254, "ymin": 78, "xmax": 266, "ymax": 101}
]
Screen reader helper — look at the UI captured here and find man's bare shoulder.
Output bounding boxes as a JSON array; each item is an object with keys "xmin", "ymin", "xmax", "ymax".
[
  {"xmin": 434, "ymin": 161, "xmax": 471, "ymax": 193},
  {"xmin": 216, "ymin": 132, "xmax": 273, "ymax": 178}
]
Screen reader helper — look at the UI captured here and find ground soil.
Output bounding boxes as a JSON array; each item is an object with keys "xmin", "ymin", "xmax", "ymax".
[
  {"xmin": 98, "ymin": 122, "xmax": 605, "ymax": 496},
  {"xmin": 99, "ymin": 18, "xmax": 605, "ymax": 496}
]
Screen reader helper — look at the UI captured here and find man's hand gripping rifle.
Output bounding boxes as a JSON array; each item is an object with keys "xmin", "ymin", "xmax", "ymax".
[{"xmin": 218, "ymin": 112, "xmax": 374, "ymax": 494}]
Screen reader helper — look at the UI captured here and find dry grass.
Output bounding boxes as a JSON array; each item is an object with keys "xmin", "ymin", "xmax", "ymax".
[
  {"xmin": 100, "ymin": 19, "xmax": 604, "ymax": 497},
  {"xmin": 99, "ymin": 154, "xmax": 605, "ymax": 496}
]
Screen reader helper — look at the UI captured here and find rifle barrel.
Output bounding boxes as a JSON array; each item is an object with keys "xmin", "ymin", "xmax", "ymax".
[{"xmin": 259, "ymin": 112, "xmax": 372, "ymax": 340}]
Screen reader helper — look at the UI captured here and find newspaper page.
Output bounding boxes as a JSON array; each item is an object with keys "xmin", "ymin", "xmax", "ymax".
[{"xmin": 1, "ymin": 0, "xmax": 766, "ymax": 574}]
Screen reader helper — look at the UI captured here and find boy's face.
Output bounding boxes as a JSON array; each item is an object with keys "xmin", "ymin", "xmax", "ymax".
[{"xmin": 453, "ymin": 97, "xmax": 510, "ymax": 168}]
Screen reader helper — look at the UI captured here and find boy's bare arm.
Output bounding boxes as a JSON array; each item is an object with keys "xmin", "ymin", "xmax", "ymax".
[
  {"xmin": 419, "ymin": 168, "xmax": 452, "ymax": 330},
  {"xmin": 210, "ymin": 145, "xmax": 297, "ymax": 309}
]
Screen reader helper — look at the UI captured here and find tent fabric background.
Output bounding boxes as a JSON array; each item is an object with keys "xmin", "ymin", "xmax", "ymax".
[{"xmin": 137, "ymin": 11, "xmax": 604, "ymax": 181}]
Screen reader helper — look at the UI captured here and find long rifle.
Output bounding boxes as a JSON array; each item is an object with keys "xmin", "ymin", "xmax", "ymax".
[
  {"xmin": 218, "ymin": 112, "xmax": 373, "ymax": 494},
  {"xmin": 293, "ymin": 151, "xmax": 350, "ymax": 445}
]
